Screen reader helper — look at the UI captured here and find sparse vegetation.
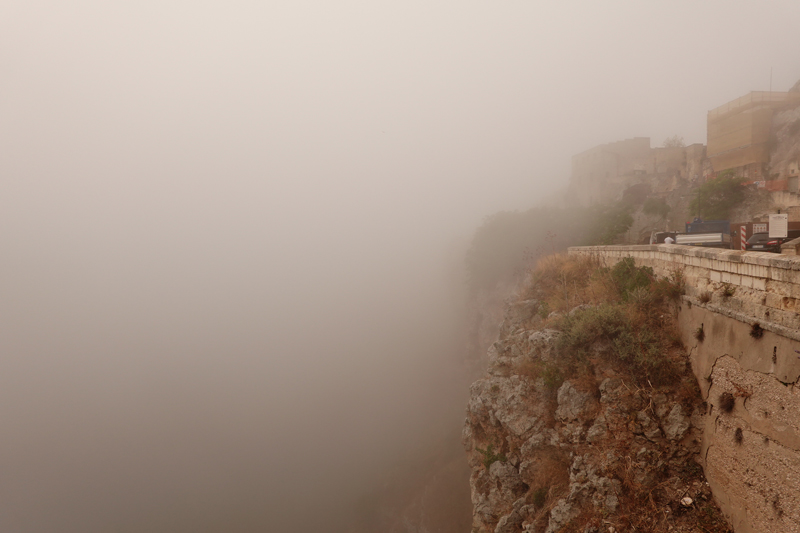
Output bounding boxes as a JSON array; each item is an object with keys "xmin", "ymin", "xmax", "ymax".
[
  {"xmin": 699, "ymin": 292, "xmax": 711, "ymax": 304},
  {"xmin": 750, "ymin": 323, "xmax": 764, "ymax": 339},
  {"xmin": 643, "ymin": 197, "xmax": 671, "ymax": 218},
  {"xmin": 522, "ymin": 255, "xmax": 684, "ymax": 386},
  {"xmin": 470, "ymin": 252, "xmax": 735, "ymax": 533},
  {"xmin": 663, "ymin": 135, "xmax": 685, "ymax": 148},
  {"xmin": 526, "ymin": 447, "xmax": 571, "ymax": 529},
  {"xmin": 688, "ymin": 172, "xmax": 746, "ymax": 220},
  {"xmin": 518, "ymin": 359, "xmax": 564, "ymax": 394},
  {"xmin": 719, "ymin": 392, "xmax": 735, "ymax": 413},
  {"xmin": 694, "ymin": 324, "xmax": 705, "ymax": 342},
  {"xmin": 734, "ymin": 427, "xmax": 744, "ymax": 445},
  {"xmin": 532, "ymin": 487, "xmax": 548, "ymax": 508},
  {"xmin": 538, "ymin": 301, "xmax": 550, "ymax": 320},
  {"xmin": 475, "ymin": 443, "xmax": 507, "ymax": 469},
  {"xmin": 465, "ymin": 204, "xmax": 637, "ymax": 292},
  {"xmin": 584, "ymin": 203, "xmax": 634, "ymax": 245},
  {"xmin": 721, "ymin": 284, "xmax": 735, "ymax": 299}
]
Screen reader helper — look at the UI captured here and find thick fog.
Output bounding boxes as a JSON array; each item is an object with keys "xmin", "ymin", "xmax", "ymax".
[{"xmin": 2, "ymin": 1, "xmax": 800, "ymax": 531}]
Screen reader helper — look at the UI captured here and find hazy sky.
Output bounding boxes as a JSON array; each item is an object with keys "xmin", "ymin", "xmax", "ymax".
[{"xmin": 2, "ymin": 1, "xmax": 800, "ymax": 531}]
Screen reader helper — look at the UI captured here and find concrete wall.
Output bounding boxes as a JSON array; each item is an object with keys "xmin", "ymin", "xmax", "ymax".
[{"xmin": 568, "ymin": 244, "xmax": 800, "ymax": 533}]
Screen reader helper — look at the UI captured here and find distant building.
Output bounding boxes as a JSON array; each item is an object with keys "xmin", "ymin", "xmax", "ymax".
[
  {"xmin": 706, "ymin": 91, "xmax": 800, "ymax": 179},
  {"xmin": 570, "ymin": 138, "xmax": 653, "ymax": 204},
  {"xmin": 569, "ymin": 137, "xmax": 705, "ymax": 206},
  {"xmin": 567, "ymin": 85, "xmax": 800, "ymax": 209}
]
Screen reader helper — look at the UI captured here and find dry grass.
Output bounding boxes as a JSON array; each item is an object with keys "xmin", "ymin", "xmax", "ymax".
[
  {"xmin": 511, "ymin": 254, "xmax": 733, "ymax": 533},
  {"xmin": 522, "ymin": 254, "xmax": 614, "ymax": 312},
  {"xmin": 521, "ymin": 254, "xmax": 686, "ymax": 386},
  {"xmin": 526, "ymin": 447, "xmax": 572, "ymax": 530}
]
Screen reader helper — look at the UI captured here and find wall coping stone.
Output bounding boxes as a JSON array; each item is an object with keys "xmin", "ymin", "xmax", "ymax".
[{"xmin": 569, "ymin": 244, "xmax": 800, "ymax": 269}]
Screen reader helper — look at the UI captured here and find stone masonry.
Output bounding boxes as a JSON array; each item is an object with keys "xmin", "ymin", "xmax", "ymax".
[{"xmin": 569, "ymin": 244, "xmax": 800, "ymax": 533}]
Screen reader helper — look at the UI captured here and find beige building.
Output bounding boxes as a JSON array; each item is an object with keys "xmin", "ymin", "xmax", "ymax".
[
  {"xmin": 570, "ymin": 137, "xmax": 653, "ymax": 204},
  {"xmin": 706, "ymin": 91, "xmax": 800, "ymax": 178},
  {"xmin": 570, "ymin": 138, "xmax": 706, "ymax": 205}
]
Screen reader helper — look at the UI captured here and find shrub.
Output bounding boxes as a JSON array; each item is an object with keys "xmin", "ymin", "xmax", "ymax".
[
  {"xmin": 719, "ymin": 392, "xmax": 735, "ymax": 413},
  {"xmin": 750, "ymin": 323, "xmax": 764, "ymax": 339},
  {"xmin": 518, "ymin": 359, "xmax": 564, "ymax": 393},
  {"xmin": 721, "ymin": 284, "xmax": 735, "ymax": 299},
  {"xmin": 688, "ymin": 174, "xmax": 746, "ymax": 220},
  {"xmin": 651, "ymin": 269, "xmax": 685, "ymax": 301},
  {"xmin": 556, "ymin": 305, "xmax": 629, "ymax": 357},
  {"xmin": 557, "ymin": 304, "xmax": 678, "ymax": 385},
  {"xmin": 541, "ymin": 364, "xmax": 564, "ymax": 392},
  {"xmin": 694, "ymin": 324, "xmax": 705, "ymax": 342},
  {"xmin": 475, "ymin": 444, "xmax": 507, "ymax": 469},
  {"xmin": 663, "ymin": 135, "xmax": 685, "ymax": 148},
  {"xmin": 609, "ymin": 257, "xmax": 654, "ymax": 300},
  {"xmin": 538, "ymin": 301, "xmax": 550, "ymax": 320},
  {"xmin": 532, "ymin": 487, "xmax": 548, "ymax": 508},
  {"xmin": 643, "ymin": 197, "xmax": 671, "ymax": 218},
  {"xmin": 523, "ymin": 254, "xmax": 684, "ymax": 385},
  {"xmin": 698, "ymin": 292, "xmax": 711, "ymax": 304},
  {"xmin": 582, "ymin": 203, "xmax": 635, "ymax": 245}
]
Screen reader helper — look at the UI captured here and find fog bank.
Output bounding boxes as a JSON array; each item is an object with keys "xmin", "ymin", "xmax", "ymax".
[{"xmin": 2, "ymin": 1, "xmax": 800, "ymax": 531}]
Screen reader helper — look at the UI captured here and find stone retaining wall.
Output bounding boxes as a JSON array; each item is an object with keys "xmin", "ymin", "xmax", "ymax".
[
  {"xmin": 569, "ymin": 244, "xmax": 800, "ymax": 533},
  {"xmin": 569, "ymin": 244, "xmax": 800, "ymax": 342}
]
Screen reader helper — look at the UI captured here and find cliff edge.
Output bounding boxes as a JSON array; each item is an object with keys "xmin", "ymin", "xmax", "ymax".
[{"xmin": 462, "ymin": 255, "xmax": 732, "ymax": 533}]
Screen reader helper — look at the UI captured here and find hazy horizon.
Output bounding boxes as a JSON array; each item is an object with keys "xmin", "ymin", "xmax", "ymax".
[{"xmin": 2, "ymin": 1, "xmax": 800, "ymax": 531}]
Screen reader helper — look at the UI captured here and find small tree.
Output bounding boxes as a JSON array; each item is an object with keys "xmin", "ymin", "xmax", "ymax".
[
  {"xmin": 643, "ymin": 197, "xmax": 671, "ymax": 219},
  {"xmin": 584, "ymin": 203, "xmax": 634, "ymax": 245},
  {"xmin": 688, "ymin": 174, "xmax": 745, "ymax": 220},
  {"xmin": 663, "ymin": 135, "xmax": 685, "ymax": 148}
]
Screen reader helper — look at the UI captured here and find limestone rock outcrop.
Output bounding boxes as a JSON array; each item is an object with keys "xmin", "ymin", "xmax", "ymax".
[{"xmin": 463, "ymin": 299, "xmax": 732, "ymax": 533}]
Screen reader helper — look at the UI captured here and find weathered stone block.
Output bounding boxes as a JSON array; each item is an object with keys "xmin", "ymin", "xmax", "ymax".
[
  {"xmin": 765, "ymin": 293, "xmax": 783, "ymax": 309},
  {"xmin": 768, "ymin": 280, "xmax": 793, "ymax": 297}
]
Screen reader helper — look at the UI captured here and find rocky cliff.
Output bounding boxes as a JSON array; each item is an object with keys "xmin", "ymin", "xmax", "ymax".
[{"xmin": 462, "ymin": 255, "xmax": 732, "ymax": 533}]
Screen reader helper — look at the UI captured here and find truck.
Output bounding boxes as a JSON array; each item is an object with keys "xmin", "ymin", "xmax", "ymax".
[
  {"xmin": 685, "ymin": 219, "xmax": 730, "ymax": 235},
  {"xmin": 648, "ymin": 220, "xmax": 733, "ymax": 249},
  {"xmin": 675, "ymin": 232, "xmax": 732, "ymax": 248},
  {"xmin": 674, "ymin": 219, "xmax": 732, "ymax": 249}
]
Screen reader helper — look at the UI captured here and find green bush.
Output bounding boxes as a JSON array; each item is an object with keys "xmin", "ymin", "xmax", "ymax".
[
  {"xmin": 475, "ymin": 444, "xmax": 507, "ymax": 469},
  {"xmin": 556, "ymin": 305, "xmax": 629, "ymax": 358},
  {"xmin": 540, "ymin": 363, "xmax": 564, "ymax": 391},
  {"xmin": 538, "ymin": 301, "xmax": 550, "ymax": 320},
  {"xmin": 532, "ymin": 487, "xmax": 548, "ymax": 507},
  {"xmin": 583, "ymin": 203, "xmax": 634, "ymax": 245},
  {"xmin": 557, "ymin": 304, "xmax": 677, "ymax": 384},
  {"xmin": 608, "ymin": 257, "xmax": 653, "ymax": 300},
  {"xmin": 688, "ymin": 174, "xmax": 745, "ymax": 220},
  {"xmin": 551, "ymin": 258, "xmax": 681, "ymax": 384},
  {"xmin": 643, "ymin": 197, "xmax": 671, "ymax": 218}
]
